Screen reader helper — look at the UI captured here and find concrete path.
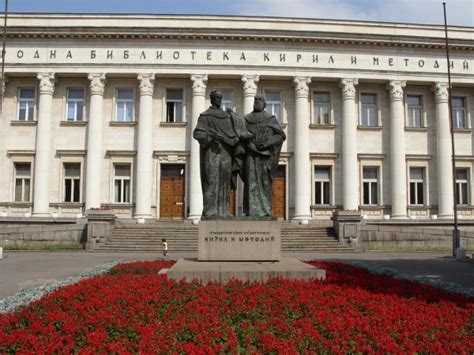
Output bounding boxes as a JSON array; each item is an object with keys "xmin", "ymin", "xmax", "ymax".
[{"xmin": 0, "ymin": 251, "xmax": 473, "ymax": 298}]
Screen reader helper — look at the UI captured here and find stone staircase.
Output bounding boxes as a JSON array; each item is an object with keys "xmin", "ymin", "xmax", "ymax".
[
  {"xmin": 94, "ymin": 220, "xmax": 198, "ymax": 252},
  {"xmin": 94, "ymin": 220, "xmax": 354, "ymax": 252},
  {"xmin": 281, "ymin": 224, "xmax": 354, "ymax": 252}
]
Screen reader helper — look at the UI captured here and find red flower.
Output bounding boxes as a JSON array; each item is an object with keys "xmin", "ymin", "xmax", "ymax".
[{"xmin": 1, "ymin": 260, "xmax": 472, "ymax": 353}]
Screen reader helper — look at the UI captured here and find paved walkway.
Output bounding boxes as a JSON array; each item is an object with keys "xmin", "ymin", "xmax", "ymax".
[{"xmin": 0, "ymin": 251, "xmax": 473, "ymax": 298}]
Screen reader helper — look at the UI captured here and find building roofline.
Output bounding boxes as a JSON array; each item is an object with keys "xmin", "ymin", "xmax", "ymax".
[
  {"xmin": 2, "ymin": 12, "xmax": 473, "ymax": 51},
  {"xmin": 2, "ymin": 12, "xmax": 473, "ymax": 30}
]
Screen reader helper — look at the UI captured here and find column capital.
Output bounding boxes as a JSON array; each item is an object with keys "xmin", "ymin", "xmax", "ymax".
[
  {"xmin": 37, "ymin": 72, "xmax": 55, "ymax": 95},
  {"xmin": 88, "ymin": 73, "xmax": 106, "ymax": 96},
  {"xmin": 241, "ymin": 74, "xmax": 259, "ymax": 97},
  {"xmin": 339, "ymin": 78, "xmax": 358, "ymax": 100},
  {"xmin": 432, "ymin": 82, "xmax": 449, "ymax": 104},
  {"xmin": 386, "ymin": 80, "xmax": 406, "ymax": 102},
  {"xmin": 137, "ymin": 73, "xmax": 155, "ymax": 96},
  {"xmin": 293, "ymin": 76, "xmax": 311, "ymax": 98},
  {"xmin": 190, "ymin": 74, "xmax": 208, "ymax": 97}
]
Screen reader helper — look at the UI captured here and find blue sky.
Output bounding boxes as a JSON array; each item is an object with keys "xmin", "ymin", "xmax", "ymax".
[{"xmin": 2, "ymin": 0, "xmax": 473, "ymax": 26}]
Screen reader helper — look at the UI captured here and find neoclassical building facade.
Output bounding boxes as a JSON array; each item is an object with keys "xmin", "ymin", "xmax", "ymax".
[{"xmin": 0, "ymin": 14, "xmax": 473, "ymax": 222}]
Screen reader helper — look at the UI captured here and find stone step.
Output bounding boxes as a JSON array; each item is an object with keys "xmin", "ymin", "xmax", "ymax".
[
  {"xmin": 282, "ymin": 244, "xmax": 345, "ymax": 248},
  {"xmin": 97, "ymin": 223, "xmax": 348, "ymax": 252},
  {"xmin": 103, "ymin": 239, "xmax": 198, "ymax": 245},
  {"xmin": 102, "ymin": 242, "xmax": 197, "ymax": 246},
  {"xmin": 109, "ymin": 235, "xmax": 336, "ymax": 240},
  {"xmin": 112, "ymin": 231, "xmax": 334, "ymax": 237},
  {"xmin": 94, "ymin": 245, "xmax": 194, "ymax": 250},
  {"xmin": 95, "ymin": 245, "xmax": 354, "ymax": 254},
  {"xmin": 109, "ymin": 235, "xmax": 197, "ymax": 239},
  {"xmin": 111, "ymin": 232, "xmax": 195, "ymax": 235}
]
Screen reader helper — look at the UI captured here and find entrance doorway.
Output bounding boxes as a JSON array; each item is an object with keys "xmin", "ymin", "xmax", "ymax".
[
  {"xmin": 229, "ymin": 188, "xmax": 236, "ymax": 216},
  {"xmin": 272, "ymin": 165, "xmax": 286, "ymax": 220},
  {"xmin": 160, "ymin": 164, "xmax": 185, "ymax": 220}
]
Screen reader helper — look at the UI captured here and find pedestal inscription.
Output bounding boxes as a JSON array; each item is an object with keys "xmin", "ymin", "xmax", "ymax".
[{"xmin": 198, "ymin": 220, "xmax": 281, "ymax": 261}]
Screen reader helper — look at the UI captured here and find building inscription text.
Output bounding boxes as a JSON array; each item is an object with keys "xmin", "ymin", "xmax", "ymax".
[{"xmin": 7, "ymin": 47, "xmax": 472, "ymax": 74}]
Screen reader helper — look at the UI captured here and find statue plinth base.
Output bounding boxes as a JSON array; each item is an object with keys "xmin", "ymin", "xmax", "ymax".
[
  {"xmin": 166, "ymin": 257, "xmax": 325, "ymax": 283},
  {"xmin": 167, "ymin": 220, "xmax": 326, "ymax": 282},
  {"xmin": 198, "ymin": 220, "xmax": 281, "ymax": 261}
]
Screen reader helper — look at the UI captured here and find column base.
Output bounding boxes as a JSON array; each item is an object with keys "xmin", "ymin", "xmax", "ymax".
[
  {"xmin": 85, "ymin": 205, "xmax": 101, "ymax": 211},
  {"xmin": 390, "ymin": 215, "xmax": 408, "ymax": 220},
  {"xmin": 438, "ymin": 214, "xmax": 454, "ymax": 220},
  {"xmin": 187, "ymin": 215, "xmax": 201, "ymax": 225},
  {"xmin": 32, "ymin": 212, "xmax": 50, "ymax": 217},
  {"xmin": 291, "ymin": 216, "xmax": 311, "ymax": 225},
  {"xmin": 134, "ymin": 214, "xmax": 153, "ymax": 219}
]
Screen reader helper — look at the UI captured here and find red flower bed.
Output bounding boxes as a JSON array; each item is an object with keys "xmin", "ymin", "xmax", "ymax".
[{"xmin": 1, "ymin": 260, "xmax": 473, "ymax": 353}]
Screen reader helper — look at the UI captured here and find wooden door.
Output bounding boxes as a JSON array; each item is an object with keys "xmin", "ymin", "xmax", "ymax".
[
  {"xmin": 229, "ymin": 188, "xmax": 236, "ymax": 216},
  {"xmin": 160, "ymin": 164, "xmax": 185, "ymax": 220},
  {"xmin": 272, "ymin": 166, "xmax": 286, "ymax": 220}
]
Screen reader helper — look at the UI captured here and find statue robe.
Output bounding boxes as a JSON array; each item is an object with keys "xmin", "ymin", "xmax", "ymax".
[
  {"xmin": 193, "ymin": 106, "xmax": 239, "ymax": 218},
  {"xmin": 243, "ymin": 110, "xmax": 286, "ymax": 217}
]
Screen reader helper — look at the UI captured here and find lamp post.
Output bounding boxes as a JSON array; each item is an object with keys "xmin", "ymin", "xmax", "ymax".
[{"xmin": 442, "ymin": 2, "xmax": 460, "ymax": 257}]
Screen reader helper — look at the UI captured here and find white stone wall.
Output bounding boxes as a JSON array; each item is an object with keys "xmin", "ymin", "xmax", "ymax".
[{"xmin": 0, "ymin": 14, "xmax": 473, "ymax": 220}]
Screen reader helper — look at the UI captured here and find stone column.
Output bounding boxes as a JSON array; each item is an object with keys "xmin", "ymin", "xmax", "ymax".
[
  {"xmin": 242, "ymin": 75, "xmax": 259, "ymax": 114},
  {"xmin": 33, "ymin": 72, "xmax": 55, "ymax": 216},
  {"xmin": 339, "ymin": 78, "xmax": 359, "ymax": 210},
  {"xmin": 433, "ymin": 82, "xmax": 454, "ymax": 218},
  {"xmin": 85, "ymin": 74, "xmax": 106, "ymax": 210},
  {"xmin": 293, "ymin": 76, "xmax": 312, "ymax": 222},
  {"xmin": 135, "ymin": 73, "xmax": 155, "ymax": 218},
  {"xmin": 387, "ymin": 80, "xmax": 407, "ymax": 218},
  {"xmin": 188, "ymin": 74, "xmax": 208, "ymax": 221}
]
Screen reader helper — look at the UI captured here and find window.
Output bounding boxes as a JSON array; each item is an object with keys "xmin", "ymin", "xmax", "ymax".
[
  {"xmin": 166, "ymin": 89, "xmax": 183, "ymax": 122},
  {"xmin": 265, "ymin": 91, "xmax": 282, "ymax": 122},
  {"xmin": 66, "ymin": 88, "xmax": 85, "ymax": 121},
  {"xmin": 114, "ymin": 164, "xmax": 131, "ymax": 203},
  {"xmin": 14, "ymin": 163, "xmax": 31, "ymax": 202},
  {"xmin": 360, "ymin": 93, "xmax": 378, "ymax": 126},
  {"xmin": 409, "ymin": 167, "xmax": 425, "ymax": 205},
  {"xmin": 362, "ymin": 167, "xmax": 379, "ymax": 205},
  {"xmin": 456, "ymin": 169, "xmax": 469, "ymax": 205},
  {"xmin": 220, "ymin": 90, "xmax": 233, "ymax": 112},
  {"xmin": 452, "ymin": 97, "xmax": 466, "ymax": 129},
  {"xmin": 116, "ymin": 89, "xmax": 134, "ymax": 122},
  {"xmin": 314, "ymin": 167, "xmax": 331, "ymax": 205},
  {"xmin": 18, "ymin": 88, "xmax": 35, "ymax": 121},
  {"xmin": 313, "ymin": 92, "xmax": 330, "ymax": 124},
  {"xmin": 407, "ymin": 95, "xmax": 422, "ymax": 127},
  {"xmin": 64, "ymin": 163, "xmax": 81, "ymax": 203}
]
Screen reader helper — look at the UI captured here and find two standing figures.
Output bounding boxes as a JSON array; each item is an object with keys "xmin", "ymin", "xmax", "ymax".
[{"xmin": 193, "ymin": 90, "xmax": 286, "ymax": 219}]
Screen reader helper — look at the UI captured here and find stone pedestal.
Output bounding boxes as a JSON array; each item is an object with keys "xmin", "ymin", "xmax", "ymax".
[
  {"xmin": 85, "ymin": 209, "xmax": 116, "ymax": 250},
  {"xmin": 168, "ymin": 220, "xmax": 326, "ymax": 282},
  {"xmin": 167, "ymin": 257, "xmax": 326, "ymax": 283},
  {"xmin": 198, "ymin": 220, "xmax": 280, "ymax": 261},
  {"xmin": 332, "ymin": 210, "xmax": 363, "ymax": 248}
]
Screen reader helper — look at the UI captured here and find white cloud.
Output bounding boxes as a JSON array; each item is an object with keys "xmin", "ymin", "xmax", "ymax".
[{"xmin": 233, "ymin": 0, "xmax": 474, "ymax": 26}]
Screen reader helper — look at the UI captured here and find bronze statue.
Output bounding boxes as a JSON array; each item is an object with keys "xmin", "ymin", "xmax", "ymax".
[
  {"xmin": 193, "ymin": 92, "xmax": 285, "ymax": 219},
  {"xmin": 242, "ymin": 96, "xmax": 286, "ymax": 217},
  {"xmin": 193, "ymin": 90, "xmax": 240, "ymax": 218}
]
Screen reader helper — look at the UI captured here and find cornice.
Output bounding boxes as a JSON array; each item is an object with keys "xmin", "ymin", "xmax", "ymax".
[{"xmin": 5, "ymin": 22, "xmax": 474, "ymax": 51}]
